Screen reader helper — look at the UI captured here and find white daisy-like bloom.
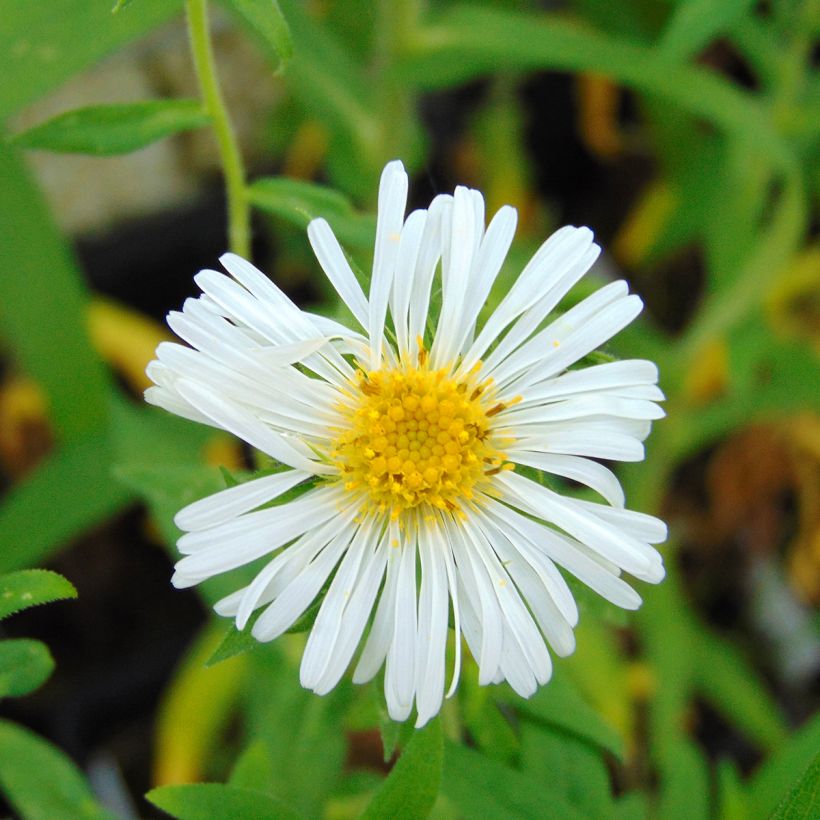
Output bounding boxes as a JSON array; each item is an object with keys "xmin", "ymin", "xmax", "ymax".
[{"xmin": 145, "ymin": 160, "xmax": 666, "ymax": 727}]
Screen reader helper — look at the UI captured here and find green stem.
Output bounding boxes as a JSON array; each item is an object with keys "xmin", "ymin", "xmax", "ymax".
[
  {"xmin": 186, "ymin": 0, "xmax": 250, "ymax": 258},
  {"xmin": 373, "ymin": 0, "xmax": 420, "ymax": 178}
]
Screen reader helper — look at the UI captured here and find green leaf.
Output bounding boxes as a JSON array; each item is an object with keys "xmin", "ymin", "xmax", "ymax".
[
  {"xmin": 520, "ymin": 722, "xmax": 613, "ymax": 817},
  {"xmin": 113, "ymin": 463, "xmax": 227, "ymax": 547},
  {"xmin": 361, "ymin": 718, "xmax": 443, "ymax": 820},
  {"xmin": 499, "ymin": 669, "xmax": 624, "ymax": 759},
  {"xmin": 248, "ymin": 176, "xmax": 376, "ymax": 248},
  {"xmin": 748, "ymin": 715, "xmax": 820, "ymax": 820},
  {"xmin": 441, "ymin": 740, "xmax": 586, "ymax": 820},
  {"xmin": 771, "ymin": 752, "xmax": 820, "ymax": 820},
  {"xmin": 13, "ymin": 100, "xmax": 209, "ymax": 155},
  {"xmin": 0, "ymin": 0, "xmax": 184, "ymax": 120},
  {"xmin": 146, "ymin": 783, "xmax": 302, "ymax": 820},
  {"xmin": 0, "ymin": 639, "xmax": 55, "ymax": 698},
  {"xmin": 220, "ymin": 0, "xmax": 293, "ymax": 71},
  {"xmin": 273, "ymin": 0, "xmax": 382, "ymax": 197},
  {"xmin": 205, "ymin": 618, "xmax": 261, "ymax": 668},
  {"xmin": 0, "ymin": 720, "xmax": 115, "ymax": 819},
  {"xmin": 656, "ymin": 738, "xmax": 711, "ymax": 820},
  {"xmin": 379, "ymin": 715, "xmax": 415, "ymax": 764},
  {"xmin": 659, "ymin": 0, "xmax": 756, "ymax": 62},
  {"xmin": 0, "ymin": 569, "xmax": 77, "ymax": 620},
  {"xmin": 0, "ymin": 433, "xmax": 132, "ymax": 572},
  {"xmin": 717, "ymin": 760, "xmax": 747, "ymax": 820},
  {"xmin": 206, "ymin": 591, "xmax": 323, "ymax": 668},
  {"xmin": 0, "ymin": 140, "xmax": 111, "ymax": 442},
  {"xmin": 693, "ymin": 627, "xmax": 788, "ymax": 751},
  {"xmin": 243, "ymin": 646, "xmax": 348, "ymax": 818},
  {"xmin": 402, "ymin": 5, "xmax": 791, "ymax": 167},
  {"xmin": 228, "ymin": 740, "xmax": 275, "ymax": 792}
]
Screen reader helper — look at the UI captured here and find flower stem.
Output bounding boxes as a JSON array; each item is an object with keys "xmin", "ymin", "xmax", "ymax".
[{"xmin": 186, "ymin": 0, "xmax": 250, "ymax": 258}]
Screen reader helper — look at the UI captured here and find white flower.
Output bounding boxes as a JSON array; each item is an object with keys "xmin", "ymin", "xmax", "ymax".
[{"xmin": 145, "ymin": 160, "xmax": 667, "ymax": 727}]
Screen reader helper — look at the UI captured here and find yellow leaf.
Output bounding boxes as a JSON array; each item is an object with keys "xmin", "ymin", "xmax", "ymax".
[{"xmin": 153, "ymin": 622, "xmax": 248, "ymax": 786}]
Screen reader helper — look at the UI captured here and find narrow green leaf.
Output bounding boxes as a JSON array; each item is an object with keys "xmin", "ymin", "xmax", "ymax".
[
  {"xmin": 379, "ymin": 715, "xmax": 415, "ymax": 764},
  {"xmin": 244, "ymin": 646, "xmax": 348, "ymax": 818},
  {"xmin": 659, "ymin": 0, "xmax": 756, "ymax": 62},
  {"xmin": 113, "ymin": 463, "xmax": 227, "ymax": 547},
  {"xmin": 402, "ymin": 5, "xmax": 791, "ymax": 167},
  {"xmin": 0, "ymin": 140, "xmax": 111, "ymax": 441},
  {"xmin": 0, "ymin": 720, "xmax": 115, "ymax": 820},
  {"xmin": 611, "ymin": 792, "xmax": 649, "ymax": 820},
  {"xmin": 748, "ymin": 715, "xmax": 820, "ymax": 820},
  {"xmin": 220, "ymin": 0, "xmax": 293, "ymax": 70},
  {"xmin": 112, "ymin": 0, "xmax": 138, "ymax": 12},
  {"xmin": 0, "ymin": 433, "xmax": 132, "ymax": 572},
  {"xmin": 442, "ymin": 740, "xmax": 586, "ymax": 820},
  {"xmin": 693, "ymin": 628, "xmax": 788, "ymax": 751},
  {"xmin": 499, "ymin": 669, "xmax": 624, "ymax": 759},
  {"xmin": 206, "ymin": 618, "xmax": 261, "ymax": 669},
  {"xmin": 13, "ymin": 100, "xmax": 209, "ymax": 155},
  {"xmin": 361, "ymin": 718, "xmax": 443, "ymax": 820},
  {"xmin": 717, "ymin": 760, "xmax": 747, "ymax": 820},
  {"xmin": 0, "ymin": 639, "xmax": 55, "ymax": 698},
  {"xmin": 147, "ymin": 783, "xmax": 302, "ymax": 819},
  {"xmin": 656, "ymin": 738, "xmax": 711, "ymax": 820},
  {"xmin": 0, "ymin": 570, "xmax": 77, "ymax": 621},
  {"xmin": 520, "ymin": 723, "xmax": 613, "ymax": 817},
  {"xmin": 228, "ymin": 740, "xmax": 275, "ymax": 792},
  {"xmin": 771, "ymin": 752, "xmax": 820, "ymax": 820},
  {"xmin": 272, "ymin": 0, "xmax": 382, "ymax": 196},
  {"xmin": 206, "ymin": 591, "xmax": 323, "ymax": 668},
  {"xmin": 0, "ymin": 0, "xmax": 184, "ymax": 120},
  {"xmin": 248, "ymin": 176, "xmax": 376, "ymax": 248}
]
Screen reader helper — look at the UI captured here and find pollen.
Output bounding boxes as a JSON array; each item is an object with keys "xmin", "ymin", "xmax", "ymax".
[{"xmin": 331, "ymin": 362, "xmax": 509, "ymax": 519}]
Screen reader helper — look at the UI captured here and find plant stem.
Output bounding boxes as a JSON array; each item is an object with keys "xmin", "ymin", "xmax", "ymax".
[{"xmin": 186, "ymin": 0, "xmax": 250, "ymax": 258}]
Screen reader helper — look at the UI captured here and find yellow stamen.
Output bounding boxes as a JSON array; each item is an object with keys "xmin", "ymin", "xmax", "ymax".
[{"xmin": 330, "ymin": 361, "xmax": 510, "ymax": 520}]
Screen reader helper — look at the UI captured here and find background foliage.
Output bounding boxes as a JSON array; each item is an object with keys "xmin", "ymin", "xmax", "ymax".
[{"xmin": 0, "ymin": 0, "xmax": 818, "ymax": 817}]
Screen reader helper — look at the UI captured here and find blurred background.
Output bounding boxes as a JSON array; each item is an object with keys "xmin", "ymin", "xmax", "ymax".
[{"xmin": 0, "ymin": 0, "xmax": 818, "ymax": 818}]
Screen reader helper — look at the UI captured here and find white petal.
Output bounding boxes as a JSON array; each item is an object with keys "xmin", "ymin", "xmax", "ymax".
[
  {"xmin": 431, "ymin": 185, "xmax": 480, "ymax": 367},
  {"xmin": 452, "ymin": 205, "xmax": 517, "ymax": 356},
  {"xmin": 308, "ymin": 218, "xmax": 370, "ymax": 331},
  {"xmin": 491, "ymin": 283, "xmax": 636, "ymax": 389},
  {"xmin": 231, "ymin": 512, "xmax": 355, "ymax": 628},
  {"xmin": 174, "ymin": 378, "xmax": 330, "ymax": 474},
  {"xmin": 463, "ymin": 517, "xmax": 553, "ymax": 682},
  {"xmin": 501, "ymin": 395, "xmax": 665, "ymax": 426},
  {"xmin": 498, "ymin": 471, "xmax": 658, "ymax": 578},
  {"xmin": 353, "ymin": 544, "xmax": 401, "ymax": 684},
  {"xmin": 507, "ymin": 451, "xmax": 625, "ymax": 508},
  {"xmin": 312, "ymin": 530, "xmax": 389, "ymax": 695},
  {"xmin": 251, "ymin": 524, "xmax": 354, "ymax": 641},
  {"xmin": 175, "ymin": 469, "xmax": 310, "ymax": 532},
  {"xmin": 458, "ymin": 226, "xmax": 597, "ymax": 376},
  {"xmin": 370, "ymin": 160, "xmax": 408, "ymax": 367},
  {"xmin": 172, "ymin": 486, "xmax": 343, "ymax": 585},
  {"xmin": 414, "ymin": 522, "xmax": 449, "ymax": 727},
  {"xmin": 484, "ymin": 498, "xmax": 643, "ymax": 610},
  {"xmin": 385, "ymin": 525, "xmax": 417, "ymax": 719},
  {"xmin": 447, "ymin": 519, "xmax": 503, "ymax": 686},
  {"xmin": 300, "ymin": 520, "xmax": 373, "ymax": 688},
  {"xmin": 519, "ymin": 359, "xmax": 660, "ymax": 405},
  {"xmin": 390, "ymin": 209, "xmax": 428, "ymax": 358},
  {"xmin": 408, "ymin": 194, "xmax": 451, "ymax": 357}
]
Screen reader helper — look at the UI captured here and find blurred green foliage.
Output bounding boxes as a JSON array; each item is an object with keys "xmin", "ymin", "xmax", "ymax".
[{"xmin": 0, "ymin": 0, "xmax": 818, "ymax": 817}]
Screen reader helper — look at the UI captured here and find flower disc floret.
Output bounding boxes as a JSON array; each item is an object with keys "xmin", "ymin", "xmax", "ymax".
[{"xmin": 332, "ymin": 364, "xmax": 509, "ymax": 518}]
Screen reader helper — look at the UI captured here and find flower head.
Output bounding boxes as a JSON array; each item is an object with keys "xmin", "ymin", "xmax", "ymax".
[{"xmin": 146, "ymin": 160, "xmax": 667, "ymax": 727}]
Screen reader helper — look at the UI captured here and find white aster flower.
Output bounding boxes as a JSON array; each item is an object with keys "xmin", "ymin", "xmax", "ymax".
[{"xmin": 145, "ymin": 160, "xmax": 667, "ymax": 727}]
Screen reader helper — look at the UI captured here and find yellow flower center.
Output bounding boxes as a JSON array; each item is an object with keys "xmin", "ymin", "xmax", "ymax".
[{"xmin": 331, "ymin": 361, "xmax": 512, "ymax": 520}]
